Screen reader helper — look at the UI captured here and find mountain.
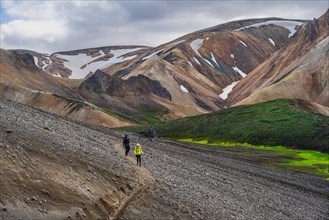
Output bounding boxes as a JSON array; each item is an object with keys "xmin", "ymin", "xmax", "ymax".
[
  {"xmin": 0, "ymin": 49, "xmax": 135, "ymax": 127},
  {"xmin": 72, "ymin": 17, "xmax": 307, "ymax": 121},
  {"xmin": 227, "ymin": 10, "xmax": 329, "ymax": 108},
  {"xmin": 0, "ymin": 49, "xmax": 76, "ymax": 96},
  {"xmin": 22, "ymin": 46, "xmax": 150, "ymax": 79},
  {"xmin": 4, "ymin": 13, "xmax": 329, "ymax": 127},
  {"xmin": 97, "ymin": 17, "xmax": 305, "ymax": 115}
]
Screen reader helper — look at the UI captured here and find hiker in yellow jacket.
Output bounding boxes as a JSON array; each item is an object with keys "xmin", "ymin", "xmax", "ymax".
[{"xmin": 134, "ymin": 143, "xmax": 143, "ymax": 166}]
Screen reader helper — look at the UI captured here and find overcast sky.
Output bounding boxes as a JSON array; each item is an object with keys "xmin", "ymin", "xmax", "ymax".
[{"xmin": 0, "ymin": 0, "xmax": 328, "ymax": 53}]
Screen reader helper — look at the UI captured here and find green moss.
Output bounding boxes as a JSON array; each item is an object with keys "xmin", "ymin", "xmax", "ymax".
[
  {"xmin": 178, "ymin": 138, "xmax": 329, "ymax": 180},
  {"xmin": 286, "ymin": 151, "xmax": 329, "ymax": 166},
  {"xmin": 179, "ymin": 138, "xmax": 255, "ymax": 147},
  {"xmin": 99, "ymin": 107, "xmax": 141, "ymax": 124},
  {"xmin": 136, "ymin": 105, "xmax": 170, "ymax": 124},
  {"xmin": 121, "ymin": 99, "xmax": 329, "ymax": 179},
  {"xmin": 129, "ymin": 99, "xmax": 329, "ymax": 152}
]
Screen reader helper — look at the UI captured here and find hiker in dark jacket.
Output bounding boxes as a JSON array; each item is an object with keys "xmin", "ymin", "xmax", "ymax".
[{"xmin": 122, "ymin": 134, "xmax": 130, "ymax": 156}]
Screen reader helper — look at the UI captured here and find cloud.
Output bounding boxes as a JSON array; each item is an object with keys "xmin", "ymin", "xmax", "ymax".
[
  {"xmin": 0, "ymin": 0, "xmax": 327, "ymax": 53},
  {"xmin": 2, "ymin": 19, "xmax": 67, "ymax": 41}
]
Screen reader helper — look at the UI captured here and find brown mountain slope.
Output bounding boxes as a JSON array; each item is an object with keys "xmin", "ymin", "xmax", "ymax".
[
  {"xmin": 0, "ymin": 49, "xmax": 78, "ymax": 96},
  {"xmin": 90, "ymin": 18, "xmax": 305, "ymax": 117},
  {"xmin": 0, "ymin": 83, "xmax": 134, "ymax": 127},
  {"xmin": 227, "ymin": 10, "xmax": 329, "ymax": 108},
  {"xmin": 0, "ymin": 50, "xmax": 135, "ymax": 128},
  {"xmin": 1, "ymin": 17, "xmax": 310, "ymax": 124}
]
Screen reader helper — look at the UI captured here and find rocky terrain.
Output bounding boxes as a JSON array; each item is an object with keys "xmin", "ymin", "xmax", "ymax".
[
  {"xmin": 1, "ymin": 16, "xmax": 311, "ymax": 126},
  {"xmin": 228, "ymin": 10, "xmax": 329, "ymax": 107},
  {"xmin": 1, "ymin": 98, "xmax": 328, "ymax": 220},
  {"xmin": 2, "ymin": 12, "xmax": 328, "ymax": 127}
]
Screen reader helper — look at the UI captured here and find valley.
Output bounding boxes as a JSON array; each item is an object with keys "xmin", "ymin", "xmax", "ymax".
[
  {"xmin": 0, "ymin": 8, "xmax": 328, "ymax": 220},
  {"xmin": 1, "ymin": 98, "xmax": 328, "ymax": 220}
]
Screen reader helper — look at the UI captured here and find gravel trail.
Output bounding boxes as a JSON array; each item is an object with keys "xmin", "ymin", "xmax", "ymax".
[
  {"xmin": 118, "ymin": 136, "xmax": 329, "ymax": 220},
  {"xmin": 1, "ymin": 98, "xmax": 328, "ymax": 220}
]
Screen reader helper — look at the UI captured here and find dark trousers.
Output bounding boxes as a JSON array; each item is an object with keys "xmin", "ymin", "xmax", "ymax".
[
  {"xmin": 136, "ymin": 155, "xmax": 141, "ymax": 165},
  {"xmin": 125, "ymin": 147, "xmax": 130, "ymax": 156}
]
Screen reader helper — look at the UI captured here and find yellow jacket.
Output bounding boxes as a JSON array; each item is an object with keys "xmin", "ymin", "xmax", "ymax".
[{"xmin": 134, "ymin": 144, "xmax": 143, "ymax": 155}]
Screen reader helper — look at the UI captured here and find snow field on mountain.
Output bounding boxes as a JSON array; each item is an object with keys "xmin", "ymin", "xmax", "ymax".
[
  {"xmin": 33, "ymin": 56, "xmax": 53, "ymax": 71},
  {"xmin": 56, "ymin": 48, "xmax": 141, "ymax": 79},
  {"xmin": 101, "ymin": 49, "xmax": 140, "ymax": 68},
  {"xmin": 268, "ymin": 38, "xmax": 276, "ymax": 46},
  {"xmin": 210, "ymin": 52, "xmax": 219, "ymax": 66},
  {"xmin": 219, "ymin": 66, "xmax": 247, "ymax": 99},
  {"xmin": 193, "ymin": 57, "xmax": 201, "ymax": 65},
  {"xmin": 142, "ymin": 49, "xmax": 164, "ymax": 61},
  {"xmin": 239, "ymin": 40, "xmax": 247, "ymax": 47},
  {"xmin": 190, "ymin": 39, "xmax": 222, "ymax": 69},
  {"xmin": 238, "ymin": 20, "xmax": 304, "ymax": 37},
  {"xmin": 233, "ymin": 66, "xmax": 247, "ymax": 77},
  {"xmin": 33, "ymin": 56, "xmax": 38, "ymax": 67},
  {"xmin": 219, "ymin": 81, "xmax": 239, "ymax": 100},
  {"xmin": 180, "ymin": 85, "xmax": 189, "ymax": 93},
  {"xmin": 190, "ymin": 39, "xmax": 204, "ymax": 57}
]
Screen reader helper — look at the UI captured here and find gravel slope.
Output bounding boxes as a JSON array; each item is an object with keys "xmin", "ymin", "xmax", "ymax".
[
  {"xmin": 119, "ymin": 137, "xmax": 329, "ymax": 220},
  {"xmin": 1, "ymin": 98, "xmax": 328, "ymax": 220}
]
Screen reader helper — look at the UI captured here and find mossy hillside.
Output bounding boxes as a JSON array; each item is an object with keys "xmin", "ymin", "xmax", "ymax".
[
  {"xmin": 136, "ymin": 105, "xmax": 170, "ymax": 124},
  {"xmin": 129, "ymin": 99, "xmax": 329, "ymax": 152},
  {"xmin": 178, "ymin": 138, "xmax": 329, "ymax": 180}
]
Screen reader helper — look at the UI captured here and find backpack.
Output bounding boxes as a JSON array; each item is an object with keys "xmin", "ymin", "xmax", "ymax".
[{"xmin": 123, "ymin": 137, "xmax": 130, "ymax": 146}]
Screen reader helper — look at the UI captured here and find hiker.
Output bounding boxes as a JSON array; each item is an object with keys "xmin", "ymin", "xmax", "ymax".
[
  {"xmin": 122, "ymin": 134, "xmax": 130, "ymax": 156},
  {"xmin": 134, "ymin": 143, "xmax": 143, "ymax": 166}
]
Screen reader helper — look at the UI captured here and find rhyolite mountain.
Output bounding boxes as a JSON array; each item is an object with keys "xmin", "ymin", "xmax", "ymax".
[
  {"xmin": 227, "ymin": 9, "xmax": 329, "ymax": 110},
  {"xmin": 1, "ymin": 11, "xmax": 328, "ymax": 127}
]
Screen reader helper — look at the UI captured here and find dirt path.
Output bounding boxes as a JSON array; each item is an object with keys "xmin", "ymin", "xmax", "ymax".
[
  {"xmin": 116, "ymin": 134, "xmax": 329, "ymax": 219},
  {"xmin": 0, "ymin": 99, "xmax": 152, "ymax": 220},
  {"xmin": 1, "ymin": 98, "xmax": 328, "ymax": 220}
]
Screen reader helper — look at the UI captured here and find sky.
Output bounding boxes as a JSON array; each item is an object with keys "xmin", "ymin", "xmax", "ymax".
[{"xmin": 0, "ymin": 0, "xmax": 328, "ymax": 53}]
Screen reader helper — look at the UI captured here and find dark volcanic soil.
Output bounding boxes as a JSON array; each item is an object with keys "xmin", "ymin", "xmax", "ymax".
[{"xmin": 0, "ymin": 98, "xmax": 328, "ymax": 220}]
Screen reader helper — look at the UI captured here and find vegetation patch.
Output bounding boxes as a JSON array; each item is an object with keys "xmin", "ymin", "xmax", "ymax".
[
  {"xmin": 136, "ymin": 105, "xmax": 170, "ymax": 124},
  {"xmin": 99, "ymin": 107, "xmax": 141, "ymax": 124},
  {"xmin": 179, "ymin": 138, "xmax": 329, "ymax": 180},
  {"xmin": 128, "ymin": 99, "xmax": 329, "ymax": 152},
  {"xmin": 120, "ymin": 99, "xmax": 329, "ymax": 179}
]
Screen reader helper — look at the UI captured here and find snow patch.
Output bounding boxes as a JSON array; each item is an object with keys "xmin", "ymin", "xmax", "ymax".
[
  {"xmin": 203, "ymin": 58, "xmax": 214, "ymax": 67},
  {"xmin": 190, "ymin": 39, "xmax": 204, "ymax": 57},
  {"xmin": 237, "ymin": 20, "xmax": 304, "ymax": 37},
  {"xmin": 56, "ymin": 52, "xmax": 108, "ymax": 79},
  {"xmin": 239, "ymin": 40, "xmax": 247, "ymax": 47},
  {"xmin": 268, "ymin": 38, "xmax": 275, "ymax": 46},
  {"xmin": 172, "ymin": 40, "xmax": 185, "ymax": 46},
  {"xmin": 42, "ymin": 57, "xmax": 52, "ymax": 71},
  {"xmin": 190, "ymin": 39, "xmax": 218, "ymax": 69},
  {"xmin": 230, "ymin": 54, "xmax": 235, "ymax": 59},
  {"xmin": 219, "ymin": 81, "xmax": 239, "ymax": 100},
  {"xmin": 33, "ymin": 56, "xmax": 52, "ymax": 71},
  {"xmin": 180, "ymin": 85, "xmax": 189, "ymax": 93},
  {"xmin": 233, "ymin": 66, "xmax": 247, "ymax": 77},
  {"xmin": 53, "ymin": 73, "xmax": 62, "ymax": 78},
  {"xmin": 56, "ymin": 48, "xmax": 141, "ymax": 79},
  {"xmin": 101, "ymin": 49, "xmax": 139, "ymax": 68},
  {"xmin": 188, "ymin": 61, "xmax": 193, "ymax": 67},
  {"xmin": 193, "ymin": 57, "xmax": 201, "ymax": 65},
  {"xmin": 33, "ymin": 56, "xmax": 39, "ymax": 67},
  {"xmin": 142, "ymin": 49, "xmax": 164, "ymax": 61},
  {"xmin": 210, "ymin": 52, "xmax": 219, "ymax": 66}
]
